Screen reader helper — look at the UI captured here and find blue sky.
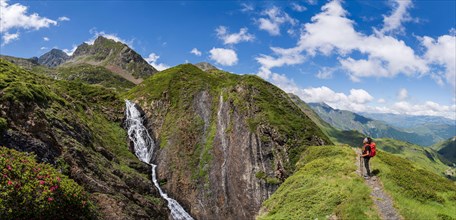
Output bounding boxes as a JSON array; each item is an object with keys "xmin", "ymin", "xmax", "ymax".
[{"xmin": 1, "ymin": 0, "xmax": 455, "ymax": 119}]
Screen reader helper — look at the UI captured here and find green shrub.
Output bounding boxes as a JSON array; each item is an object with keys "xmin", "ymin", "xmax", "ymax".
[
  {"xmin": 0, "ymin": 117, "xmax": 6, "ymax": 132},
  {"xmin": 0, "ymin": 146, "xmax": 95, "ymax": 219}
]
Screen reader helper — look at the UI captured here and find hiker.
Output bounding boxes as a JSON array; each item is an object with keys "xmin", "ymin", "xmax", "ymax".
[{"xmin": 361, "ymin": 137, "xmax": 376, "ymax": 178}]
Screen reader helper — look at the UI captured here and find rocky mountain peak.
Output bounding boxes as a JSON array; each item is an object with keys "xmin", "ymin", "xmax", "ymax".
[
  {"xmin": 72, "ymin": 42, "xmax": 90, "ymax": 57},
  {"xmin": 66, "ymin": 36, "xmax": 158, "ymax": 83},
  {"xmin": 38, "ymin": 48, "xmax": 70, "ymax": 67},
  {"xmin": 194, "ymin": 62, "xmax": 218, "ymax": 72}
]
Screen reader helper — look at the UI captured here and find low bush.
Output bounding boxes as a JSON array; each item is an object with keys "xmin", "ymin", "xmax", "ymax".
[{"xmin": 0, "ymin": 146, "xmax": 95, "ymax": 219}]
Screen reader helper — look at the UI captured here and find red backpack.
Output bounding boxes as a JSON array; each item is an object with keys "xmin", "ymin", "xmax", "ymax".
[{"xmin": 369, "ymin": 142, "xmax": 376, "ymax": 157}]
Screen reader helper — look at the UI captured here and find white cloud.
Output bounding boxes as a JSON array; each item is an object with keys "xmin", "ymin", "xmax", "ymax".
[
  {"xmin": 397, "ymin": 88, "xmax": 408, "ymax": 101},
  {"xmin": 256, "ymin": 46, "xmax": 306, "ymax": 71},
  {"xmin": 315, "ymin": 67, "xmax": 335, "ymax": 79},
  {"xmin": 380, "ymin": 0, "xmax": 413, "ymax": 34},
  {"xmin": 391, "ymin": 101, "xmax": 456, "ymax": 119},
  {"xmin": 215, "ymin": 26, "xmax": 254, "ymax": 45},
  {"xmin": 259, "ymin": 67, "xmax": 456, "ymax": 119},
  {"xmin": 430, "ymin": 73, "xmax": 445, "ymax": 86},
  {"xmin": 40, "ymin": 46, "xmax": 48, "ymax": 50},
  {"xmin": 1, "ymin": 32, "xmax": 19, "ymax": 45},
  {"xmin": 86, "ymin": 30, "xmax": 134, "ymax": 48},
  {"xmin": 43, "ymin": 37, "xmax": 49, "ymax": 41},
  {"xmin": 0, "ymin": 0, "xmax": 57, "ymax": 33},
  {"xmin": 58, "ymin": 16, "xmax": 70, "ymax": 21},
  {"xmin": 240, "ymin": 3, "xmax": 254, "ymax": 12},
  {"xmin": 296, "ymin": 86, "xmax": 375, "ymax": 112},
  {"xmin": 256, "ymin": 0, "xmax": 428, "ymax": 83},
  {"xmin": 349, "ymin": 89, "xmax": 374, "ymax": 104},
  {"xmin": 291, "ymin": 2, "xmax": 307, "ymax": 12},
  {"xmin": 421, "ymin": 32, "xmax": 456, "ymax": 87},
  {"xmin": 306, "ymin": 0, "xmax": 318, "ymax": 5},
  {"xmin": 144, "ymin": 53, "xmax": 170, "ymax": 71},
  {"xmin": 257, "ymin": 6, "xmax": 297, "ymax": 36},
  {"xmin": 190, "ymin": 48, "xmax": 202, "ymax": 56},
  {"xmin": 0, "ymin": 0, "xmax": 64, "ymax": 45},
  {"xmin": 63, "ymin": 45, "xmax": 77, "ymax": 56},
  {"xmin": 209, "ymin": 48, "xmax": 238, "ymax": 66}
]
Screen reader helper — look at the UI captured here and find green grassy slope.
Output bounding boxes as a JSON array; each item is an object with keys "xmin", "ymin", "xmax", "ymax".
[
  {"xmin": 259, "ymin": 146, "xmax": 456, "ymax": 220},
  {"xmin": 375, "ymin": 138, "xmax": 453, "ymax": 178},
  {"xmin": 56, "ymin": 63, "xmax": 135, "ymax": 91},
  {"xmin": 372, "ymin": 151, "xmax": 456, "ymax": 220},
  {"xmin": 433, "ymin": 137, "xmax": 456, "ymax": 164},
  {"xmin": 258, "ymin": 146, "xmax": 379, "ymax": 220}
]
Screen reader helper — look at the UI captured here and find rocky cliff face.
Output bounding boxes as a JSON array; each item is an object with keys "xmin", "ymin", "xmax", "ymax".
[
  {"xmin": 38, "ymin": 49, "xmax": 70, "ymax": 67},
  {"xmin": 0, "ymin": 59, "xmax": 167, "ymax": 219},
  {"xmin": 126, "ymin": 64, "xmax": 332, "ymax": 219}
]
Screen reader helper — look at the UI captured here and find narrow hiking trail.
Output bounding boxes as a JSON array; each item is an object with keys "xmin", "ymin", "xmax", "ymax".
[{"xmin": 354, "ymin": 148, "xmax": 402, "ymax": 220}]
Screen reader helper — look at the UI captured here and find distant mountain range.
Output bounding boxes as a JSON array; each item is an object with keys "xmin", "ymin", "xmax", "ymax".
[
  {"xmin": 360, "ymin": 112, "xmax": 455, "ymax": 128},
  {"xmin": 308, "ymin": 102, "xmax": 456, "ymax": 146}
]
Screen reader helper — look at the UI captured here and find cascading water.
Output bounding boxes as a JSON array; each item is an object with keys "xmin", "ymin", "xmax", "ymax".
[{"xmin": 125, "ymin": 100, "xmax": 194, "ymax": 220}]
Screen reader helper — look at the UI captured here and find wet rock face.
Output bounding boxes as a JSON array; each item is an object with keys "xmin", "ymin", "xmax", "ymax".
[{"xmin": 139, "ymin": 85, "xmax": 329, "ymax": 220}]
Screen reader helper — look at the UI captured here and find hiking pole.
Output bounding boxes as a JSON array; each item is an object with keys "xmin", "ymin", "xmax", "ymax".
[{"xmin": 360, "ymin": 154, "xmax": 364, "ymax": 176}]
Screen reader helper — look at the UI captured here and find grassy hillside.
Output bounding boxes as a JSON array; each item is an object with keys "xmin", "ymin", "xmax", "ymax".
[
  {"xmin": 258, "ymin": 146, "xmax": 456, "ymax": 220},
  {"xmin": 372, "ymin": 151, "xmax": 456, "ymax": 219},
  {"xmin": 258, "ymin": 146, "xmax": 379, "ymax": 220},
  {"xmin": 433, "ymin": 137, "xmax": 456, "ymax": 164},
  {"xmin": 0, "ymin": 58, "xmax": 166, "ymax": 218},
  {"xmin": 55, "ymin": 63, "xmax": 135, "ymax": 91},
  {"xmin": 375, "ymin": 138, "xmax": 454, "ymax": 179}
]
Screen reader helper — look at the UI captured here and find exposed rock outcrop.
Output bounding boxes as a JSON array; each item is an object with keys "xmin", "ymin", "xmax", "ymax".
[
  {"xmin": 38, "ymin": 49, "xmax": 70, "ymax": 67},
  {"xmin": 195, "ymin": 62, "xmax": 218, "ymax": 72}
]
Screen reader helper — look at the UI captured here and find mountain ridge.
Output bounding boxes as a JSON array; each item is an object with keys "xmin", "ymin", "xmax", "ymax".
[{"xmin": 308, "ymin": 102, "xmax": 455, "ymax": 146}]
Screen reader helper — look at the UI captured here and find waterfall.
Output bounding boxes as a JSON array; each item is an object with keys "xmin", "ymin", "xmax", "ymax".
[
  {"xmin": 125, "ymin": 100, "xmax": 194, "ymax": 220},
  {"xmin": 217, "ymin": 94, "xmax": 228, "ymax": 202}
]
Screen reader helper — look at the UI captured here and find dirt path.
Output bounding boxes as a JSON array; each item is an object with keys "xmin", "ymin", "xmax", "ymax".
[{"xmin": 354, "ymin": 148, "xmax": 402, "ymax": 220}]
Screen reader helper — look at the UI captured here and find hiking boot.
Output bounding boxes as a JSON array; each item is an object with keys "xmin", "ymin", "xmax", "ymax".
[{"xmin": 363, "ymin": 175, "xmax": 370, "ymax": 179}]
